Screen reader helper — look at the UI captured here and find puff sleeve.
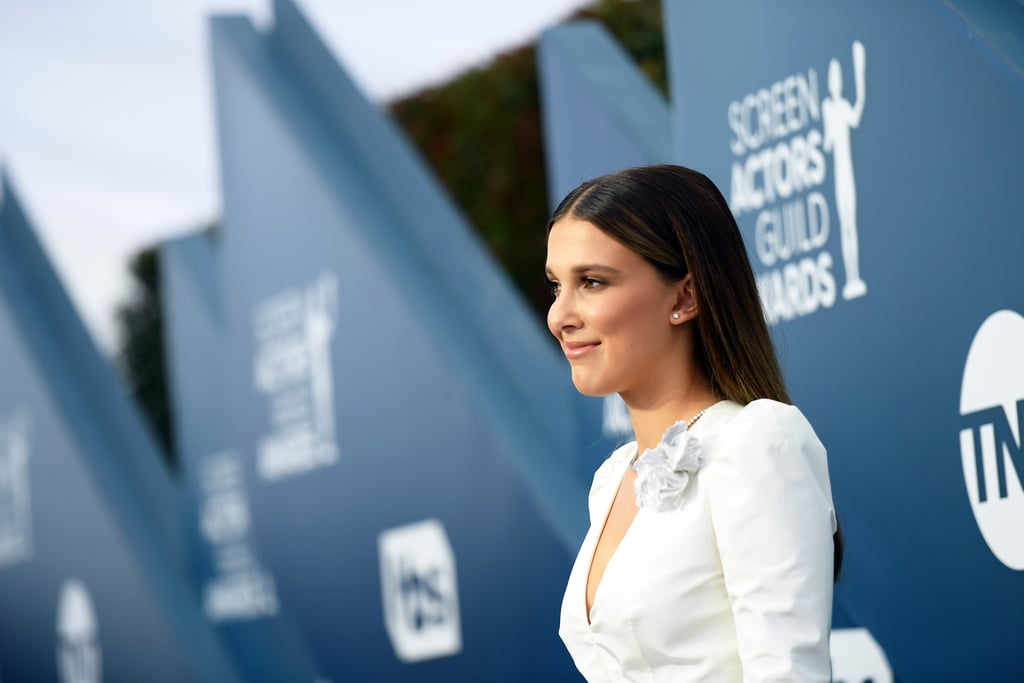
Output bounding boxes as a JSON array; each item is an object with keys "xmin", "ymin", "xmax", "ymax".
[{"xmin": 705, "ymin": 399, "xmax": 837, "ymax": 682}]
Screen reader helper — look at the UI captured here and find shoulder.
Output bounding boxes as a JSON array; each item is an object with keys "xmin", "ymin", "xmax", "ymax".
[
  {"xmin": 687, "ymin": 398, "xmax": 819, "ymax": 451},
  {"xmin": 705, "ymin": 398, "xmax": 825, "ymax": 459},
  {"xmin": 728, "ymin": 399, "xmax": 822, "ymax": 444},
  {"xmin": 704, "ymin": 399, "xmax": 835, "ymax": 530}
]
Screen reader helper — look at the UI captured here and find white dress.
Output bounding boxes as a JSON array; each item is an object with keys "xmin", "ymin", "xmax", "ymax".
[{"xmin": 559, "ymin": 399, "xmax": 837, "ymax": 682}]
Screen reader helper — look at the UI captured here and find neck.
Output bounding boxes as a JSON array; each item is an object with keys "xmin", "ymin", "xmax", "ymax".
[{"xmin": 623, "ymin": 374, "xmax": 719, "ymax": 453}]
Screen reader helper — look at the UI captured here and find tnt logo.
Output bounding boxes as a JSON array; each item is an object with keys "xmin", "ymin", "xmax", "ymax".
[
  {"xmin": 959, "ymin": 310, "xmax": 1024, "ymax": 570},
  {"xmin": 830, "ymin": 628, "xmax": 892, "ymax": 683},
  {"xmin": 378, "ymin": 519, "xmax": 461, "ymax": 662}
]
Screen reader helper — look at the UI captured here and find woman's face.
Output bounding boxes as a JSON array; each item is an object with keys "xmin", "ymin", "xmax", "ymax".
[{"xmin": 546, "ymin": 217, "xmax": 688, "ymax": 399}]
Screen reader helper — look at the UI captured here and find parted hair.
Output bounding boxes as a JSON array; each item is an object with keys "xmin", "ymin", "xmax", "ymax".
[{"xmin": 548, "ymin": 164, "xmax": 843, "ymax": 580}]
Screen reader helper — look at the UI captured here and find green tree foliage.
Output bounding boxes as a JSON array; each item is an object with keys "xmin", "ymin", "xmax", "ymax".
[
  {"xmin": 117, "ymin": 0, "xmax": 664, "ymax": 467},
  {"xmin": 390, "ymin": 0, "xmax": 665, "ymax": 319},
  {"xmin": 116, "ymin": 246, "xmax": 175, "ymax": 469}
]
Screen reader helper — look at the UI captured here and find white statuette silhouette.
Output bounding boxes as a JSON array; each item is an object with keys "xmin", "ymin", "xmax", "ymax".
[
  {"xmin": 823, "ymin": 40, "xmax": 867, "ymax": 300},
  {"xmin": 57, "ymin": 579, "xmax": 102, "ymax": 683}
]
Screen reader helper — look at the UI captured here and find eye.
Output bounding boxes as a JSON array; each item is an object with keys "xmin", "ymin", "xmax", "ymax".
[
  {"xmin": 581, "ymin": 276, "xmax": 605, "ymax": 289},
  {"xmin": 545, "ymin": 279, "xmax": 561, "ymax": 297}
]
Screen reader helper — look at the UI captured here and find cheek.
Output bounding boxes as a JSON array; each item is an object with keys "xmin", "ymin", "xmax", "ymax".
[
  {"xmin": 592, "ymin": 294, "xmax": 655, "ymax": 337},
  {"xmin": 597, "ymin": 296, "xmax": 672, "ymax": 360}
]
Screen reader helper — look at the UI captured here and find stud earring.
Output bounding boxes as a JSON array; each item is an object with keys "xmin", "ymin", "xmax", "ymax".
[{"xmin": 672, "ymin": 312, "xmax": 681, "ymax": 320}]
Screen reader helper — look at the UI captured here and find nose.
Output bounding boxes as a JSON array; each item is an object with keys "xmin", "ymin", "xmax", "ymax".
[{"xmin": 547, "ymin": 287, "xmax": 581, "ymax": 340}]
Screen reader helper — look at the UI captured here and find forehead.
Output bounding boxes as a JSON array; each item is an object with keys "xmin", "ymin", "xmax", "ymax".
[{"xmin": 546, "ymin": 217, "xmax": 642, "ymax": 271}]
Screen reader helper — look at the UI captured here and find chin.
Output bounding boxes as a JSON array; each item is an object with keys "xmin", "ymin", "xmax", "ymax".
[{"xmin": 570, "ymin": 371, "xmax": 613, "ymax": 397}]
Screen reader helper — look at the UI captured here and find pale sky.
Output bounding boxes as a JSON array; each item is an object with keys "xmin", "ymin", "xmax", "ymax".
[{"xmin": 0, "ymin": 0, "xmax": 592, "ymax": 352}]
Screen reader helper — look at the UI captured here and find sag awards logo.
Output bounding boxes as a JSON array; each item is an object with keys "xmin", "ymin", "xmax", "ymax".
[
  {"xmin": 252, "ymin": 271, "xmax": 340, "ymax": 482},
  {"xmin": 378, "ymin": 519, "xmax": 462, "ymax": 663},
  {"xmin": 958, "ymin": 310, "xmax": 1024, "ymax": 570},
  {"xmin": 56, "ymin": 579, "xmax": 101, "ymax": 683},
  {"xmin": 0, "ymin": 410, "xmax": 33, "ymax": 569},
  {"xmin": 727, "ymin": 40, "xmax": 868, "ymax": 324},
  {"xmin": 198, "ymin": 450, "xmax": 279, "ymax": 622}
]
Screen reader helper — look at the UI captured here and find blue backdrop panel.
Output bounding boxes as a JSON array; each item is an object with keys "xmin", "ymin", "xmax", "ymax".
[
  {"xmin": 162, "ymin": 233, "xmax": 225, "ymax": 473},
  {"xmin": 665, "ymin": 1, "xmax": 1024, "ymax": 680},
  {"xmin": 206, "ymin": 0, "xmax": 586, "ymax": 679},
  {"xmin": 161, "ymin": 232, "xmax": 323, "ymax": 682},
  {"xmin": 539, "ymin": 20, "xmax": 673, "ymax": 207},
  {"xmin": 0, "ymin": 176, "xmax": 240, "ymax": 682}
]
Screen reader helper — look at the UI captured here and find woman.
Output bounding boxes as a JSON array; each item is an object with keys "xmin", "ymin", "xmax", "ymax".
[{"xmin": 546, "ymin": 165, "xmax": 840, "ymax": 682}]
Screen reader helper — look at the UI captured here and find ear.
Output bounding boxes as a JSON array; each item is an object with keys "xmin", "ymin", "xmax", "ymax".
[{"xmin": 670, "ymin": 274, "xmax": 699, "ymax": 325}]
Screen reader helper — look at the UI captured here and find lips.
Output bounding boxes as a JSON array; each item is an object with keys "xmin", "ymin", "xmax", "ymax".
[{"xmin": 564, "ymin": 341, "xmax": 600, "ymax": 360}]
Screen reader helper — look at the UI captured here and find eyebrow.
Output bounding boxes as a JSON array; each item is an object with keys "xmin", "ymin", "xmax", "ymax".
[{"xmin": 544, "ymin": 264, "xmax": 622, "ymax": 277}]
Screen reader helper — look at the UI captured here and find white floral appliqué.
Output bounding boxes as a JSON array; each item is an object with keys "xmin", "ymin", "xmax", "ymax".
[{"xmin": 632, "ymin": 420, "xmax": 706, "ymax": 512}]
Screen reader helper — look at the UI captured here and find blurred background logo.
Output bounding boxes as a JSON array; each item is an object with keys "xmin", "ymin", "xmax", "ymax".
[
  {"xmin": 959, "ymin": 309, "xmax": 1024, "ymax": 570},
  {"xmin": 378, "ymin": 519, "xmax": 462, "ymax": 663},
  {"xmin": 0, "ymin": 410, "xmax": 31, "ymax": 569},
  {"xmin": 56, "ymin": 579, "xmax": 101, "ymax": 683}
]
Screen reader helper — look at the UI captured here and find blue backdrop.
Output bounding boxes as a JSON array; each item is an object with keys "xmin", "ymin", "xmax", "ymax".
[
  {"xmin": 182, "ymin": 0, "xmax": 597, "ymax": 679},
  {"xmin": 663, "ymin": 1, "xmax": 1024, "ymax": 680},
  {"xmin": 1, "ymin": 0, "xmax": 1020, "ymax": 680},
  {"xmin": 0, "ymin": 175, "xmax": 240, "ymax": 682}
]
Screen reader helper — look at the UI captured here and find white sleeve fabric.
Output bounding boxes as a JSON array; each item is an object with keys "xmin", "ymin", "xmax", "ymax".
[{"xmin": 705, "ymin": 399, "xmax": 837, "ymax": 683}]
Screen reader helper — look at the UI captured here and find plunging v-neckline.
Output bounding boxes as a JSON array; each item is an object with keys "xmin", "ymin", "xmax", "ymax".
[{"xmin": 584, "ymin": 447, "xmax": 639, "ymax": 626}]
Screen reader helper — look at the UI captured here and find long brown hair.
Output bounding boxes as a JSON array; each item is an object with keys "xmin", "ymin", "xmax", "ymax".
[{"xmin": 548, "ymin": 164, "xmax": 843, "ymax": 580}]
